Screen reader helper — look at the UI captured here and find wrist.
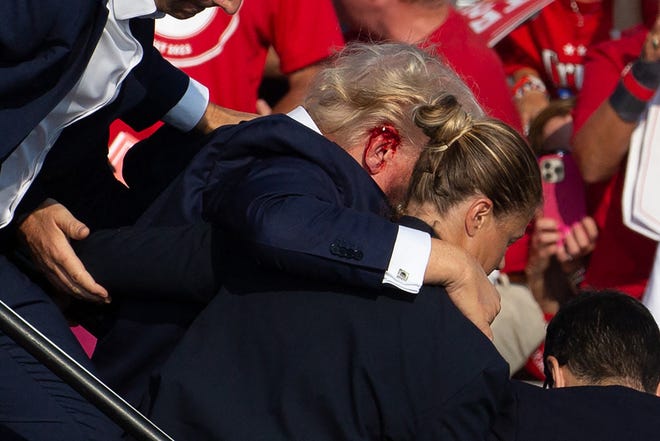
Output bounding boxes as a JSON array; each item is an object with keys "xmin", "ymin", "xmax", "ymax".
[
  {"xmin": 512, "ymin": 74, "xmax": 548, "ymax": 100},
  {"xmin": 609, "ymin": 60, "xmax": 660, "ymax": 122},
  {"xmin": 425, "ymin": 238, "xmax": 468, "ymax": 286},
  {"xmin": 631, "ymin": 58, "xmax": 660, "ymax": 90}
]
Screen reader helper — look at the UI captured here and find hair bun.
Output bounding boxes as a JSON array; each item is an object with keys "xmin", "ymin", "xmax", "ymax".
[{"xmin": 414, "ymin": 94, "xmax": 473, "ymax": 151}]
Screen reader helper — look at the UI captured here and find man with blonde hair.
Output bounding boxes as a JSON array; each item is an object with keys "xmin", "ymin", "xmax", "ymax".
[
  {"xmin": 121, "ymin": 41, "xmax": 542, "ymax": 440},
  {"xmin": 78, "ymin": 42, "xmax": 504, "ymax": 419}
]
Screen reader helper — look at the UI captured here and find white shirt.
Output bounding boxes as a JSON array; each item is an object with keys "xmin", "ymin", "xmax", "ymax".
[
  {"xmin": 0, "ymin": 0, "xmax": 209, "ymax": 228},
  {"xmin": 287, "ymin": 107, "xmax": 430, "ymax": 294}
]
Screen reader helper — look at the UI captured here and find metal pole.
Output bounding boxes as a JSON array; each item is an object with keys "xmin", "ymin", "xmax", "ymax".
[{"xmin": 0, "ymin": 299, "xmax": 174, "ymax": 441}]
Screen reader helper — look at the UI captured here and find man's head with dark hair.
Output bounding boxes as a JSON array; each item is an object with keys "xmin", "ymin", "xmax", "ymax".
[{"xmin": 543, "ymin": 290, "xmax": 660, "ymax": 394}]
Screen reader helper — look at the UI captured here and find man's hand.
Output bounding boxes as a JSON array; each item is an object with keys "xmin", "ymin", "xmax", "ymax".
[
  {"xmin": 425, "ymin": 239, "xmax": 500, "ymax": 339},
  {"xmin": 17, "ymin": 199, "xmax": 110, "ymax": 303}
]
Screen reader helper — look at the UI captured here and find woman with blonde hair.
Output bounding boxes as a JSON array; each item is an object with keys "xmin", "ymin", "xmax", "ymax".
[{"xmin": 405, "ymin": 94, "xmax": 542, "ymax": 275}]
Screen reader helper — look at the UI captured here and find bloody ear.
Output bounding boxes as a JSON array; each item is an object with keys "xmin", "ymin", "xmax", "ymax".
[
  {"xmin": 363, "ymin": 124, "xmax": 402, "ymax": 174},
  {"xmin": 369, "ymin": 124, "xmax": 401, "ymax": 149}
]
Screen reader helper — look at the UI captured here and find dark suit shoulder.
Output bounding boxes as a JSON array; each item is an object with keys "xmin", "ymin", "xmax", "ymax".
[
  {"xmin": 363, "ymin": 286, "xmax": 509, "ymax": 439},
  {"xmin": 498, "ymin": 382, "xmax": 660, "ymax": 441},
  {"xmin": 0, "ymin": 0, "xmax": 107, "ymax": 159}
]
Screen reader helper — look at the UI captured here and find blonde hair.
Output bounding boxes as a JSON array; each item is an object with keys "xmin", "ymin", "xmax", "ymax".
[
  {"xmin": 406, "ymin": 95, "xmax": 542, "ymax": 219},
  {"xmin": 304, "ymin": 42, "xmax": 482, "ymax": 152}
]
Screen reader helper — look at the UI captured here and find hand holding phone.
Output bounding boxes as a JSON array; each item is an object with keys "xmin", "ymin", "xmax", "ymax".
[{"xmin": 538, "ymin": 150, "xmax": 587, "ymax": 242}]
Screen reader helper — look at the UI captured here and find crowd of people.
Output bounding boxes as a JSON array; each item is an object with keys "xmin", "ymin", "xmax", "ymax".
[{"xmin": 1, "ymin": 0, "xmax": 660, "ymax": 440}]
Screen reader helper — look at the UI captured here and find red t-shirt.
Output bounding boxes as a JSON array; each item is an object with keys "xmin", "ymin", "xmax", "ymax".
[
  {"xmin": 421, "ymin": 9, "xmax": 522, "ymax": 132},
  {"xmin": 496, "ymin": 0, "xmax": 613, "ymax": 98},
  {"xmin": 108, "ymin": 0, "xmax": 344, "ymax": 178},
  {"xmin": 572, "ymin": 25, "xmax": 658, "ymax": 299},
  {"xmin": 152, "ymin": 0, "xmax": 344, "ymax": 113}
]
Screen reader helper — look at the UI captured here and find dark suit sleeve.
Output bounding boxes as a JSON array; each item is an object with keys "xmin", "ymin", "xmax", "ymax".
[
  {"xmin": 120, "ymin": 19, "xmax": 192, "ymax": 132},
  {"xmin": 73, "ymin": 223, "xmax": 220, "ymax": 303},
  {"xmin": 203, "ymin": 156, "xmax": 400, "ymax": 290}
]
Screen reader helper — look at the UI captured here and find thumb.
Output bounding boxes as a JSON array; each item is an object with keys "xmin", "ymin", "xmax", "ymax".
[
  {"xmin": 256, "ymin": 99, "xmax": 273, "ymax": 116},
  {"xmin": 477, "ymin": 320, "xmax": 494, "ymax": 341},
  {"xmin": 65, "ymin": 221, "xmax": 90, "ymax": 240},
  {"xmin": 56, "ymin": 212, "xmax": 90, "ymax": 241}
]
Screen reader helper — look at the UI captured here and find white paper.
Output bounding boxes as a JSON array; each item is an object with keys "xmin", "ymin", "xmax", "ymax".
[
  {"xmin": 622, "ymin": 90, "xmax": 660, "ymax": 241},
  {"xmin": 623, "ymin": 90, "xmax": 660, "ymax": 325}
]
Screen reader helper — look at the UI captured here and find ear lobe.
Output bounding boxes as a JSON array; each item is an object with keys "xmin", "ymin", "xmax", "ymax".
[
  {"xmin": 363, "ymin": 125, "xmax": 401, "ymax": 175},
  {"xmin": 465, "ymin": 198, "xmax": 493, "ymax": 237}
]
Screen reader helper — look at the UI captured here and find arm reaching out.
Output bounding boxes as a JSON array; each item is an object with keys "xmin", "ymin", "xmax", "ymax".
[
  {"xmin": 573, "ymin": 19, "xmax": 660, "ymax": 183},
  {"xmin": 194, "ymin": 102, "xmax": 257, "ymax": 134}
]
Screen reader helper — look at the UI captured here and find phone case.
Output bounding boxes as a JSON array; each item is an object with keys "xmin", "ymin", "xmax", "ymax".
[{"xmin": 538, "ymin": 151, "xmax": 587, "ymax": 238}]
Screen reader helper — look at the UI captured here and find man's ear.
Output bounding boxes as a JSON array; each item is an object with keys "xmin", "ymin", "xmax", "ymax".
[
  {"xmin": 363, "ymin": 125, "xmax": 401, "ymax": 175},
  {"xmin": 464, "ymin": 197, "xmax": 493, "ymax": 237},
  {"xmin": 546, "ymin": 355, "xmax": 567, "ymax": 388},
  {"xmin": 655, "ymin": 382, "xmax": 660, "ymax": 397}
]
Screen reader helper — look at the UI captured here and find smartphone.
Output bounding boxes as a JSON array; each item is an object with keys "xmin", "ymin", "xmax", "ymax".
[{"xmin": 538, "ymin": 150, "xmax": 586, "ymax": 240}]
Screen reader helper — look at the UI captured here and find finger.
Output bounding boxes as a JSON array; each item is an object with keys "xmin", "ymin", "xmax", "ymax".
[
  {"xmin": 563, "ymin": 232, "xmax": 581, "ymax": 258},
  {"xmin": 53, "ymin": 256, "xmax": 110, "ymax": 302},
  {"xmin": 581, "ymin": 216, "xmax": 599, "ymax": 241},
  {"xmin": 481, "ymin": 323, "xmax": 494, "ymax": 341},
  {"xmin": 555, "ymin": 244, "xmax": 573, "ymax": 263},
  {"xmin": 52, "ymin": 270, "xmax": 109, "ymax": 303},
  {"xmin": 535, "ymin": 230, "xmax": 562, "ymax": 248},
  {"xmin": 569, "ymin": 223, "xmax": 592, "ymax": 254},
  {"xmin": 42, "ymin": 238, "xmax": 110, "ymax": 302},
  {"xmin": 534, "ymin": 217, "xmax": 559, "ymax": 231},
  {"xmin": 55, "ymin": 213, "xmax": 90, "ymax": 241},
  {"xmin": 255, "ymin": 99, "xmax": 272, "ymax": 116}
]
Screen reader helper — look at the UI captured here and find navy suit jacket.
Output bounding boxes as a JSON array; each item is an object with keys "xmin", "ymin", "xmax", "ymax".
[
  {"xmin": 143, "ymin": 216, "xmax": 510, "ymax": 440},
  {"xmin": 84, "ymin": 115, "xmax": 407, "ymax": 405},
  {"xmin": 491, "ymin": 381, "xmax": 660, "ymax": 441},
  {"xmin": 2, "ymin": 1, "xmax": 191, "ymax": 228},
  {"xmin": 138, "ymin": 114, "xmax": 400, "ymax": 288},
  {"xmin": 0, "ymin": 0, "xmax": 107, "ymax": 162}
]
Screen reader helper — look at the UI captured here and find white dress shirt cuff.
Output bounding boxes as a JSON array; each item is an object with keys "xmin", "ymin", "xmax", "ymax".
[
  {"xmin": 382, "ymin": 225, "xmax": 431, "ymax": 294},
  {"xmin": 162, "ymin": 78, "xmax": 210, "ymax": 132}
]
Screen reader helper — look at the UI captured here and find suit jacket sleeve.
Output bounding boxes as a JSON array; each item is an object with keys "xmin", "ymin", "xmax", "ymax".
[
  {"xmin": 120, "ymin": 19, "xmax": 192, "ymax": 132},
  {"xmin": 202, "ymin": 154, "xmax": 399, "ymax": 291},
  {"xmin": 75, "ymin": 156, "xmax": 397, "ymax": 301},
  {"xmin": 73, "ymin": 223, "xmax": 220, "ymax": 303}
]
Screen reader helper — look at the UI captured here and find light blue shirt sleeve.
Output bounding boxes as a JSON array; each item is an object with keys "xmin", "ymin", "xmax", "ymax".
[{"xmin": 162, "ymin": 77, "xmax": 210, "ymax": 132}]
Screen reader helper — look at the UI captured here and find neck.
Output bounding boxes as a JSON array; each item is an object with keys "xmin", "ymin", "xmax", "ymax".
[
  {"xmin": 379, "ymin": 2, "xmax": 450, "ymax": 43},
  {"xmin": 591, "ymin": 377, "xmax": 647, "ymax": 393}
]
